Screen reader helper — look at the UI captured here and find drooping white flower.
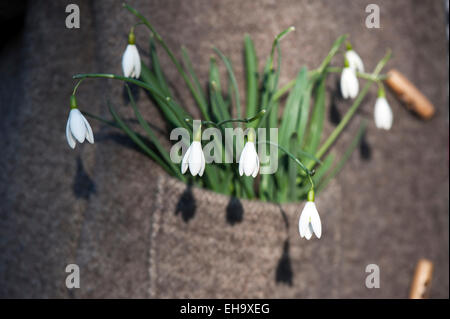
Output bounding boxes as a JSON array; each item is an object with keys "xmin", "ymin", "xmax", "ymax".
[
  {"xmin": 298, "ymin": 190, "xmax": 322, "ymax": 240},
  {"xmin": 238, "ymin": 129, "xmax": 259, "ymax": 178},
  {"xmin": 181, "ymin": 121, "xmax": 206, "ymax": 176},
  {"xmin": 345, "ymin": 50, "xmax": 365, "ymax": 73},
  {"xmin": 239, "ymin": 141, "xmax": 260, "ymax": 178},
  {"xmin": 340, "ymin": 65, "xmax": 359, "ymax": 99},
  {"xmin": 181, "ymin": 123, "xmax": 206, "ymax": 176},
  {"xmin": 122, "ymin": 31, "xmax": 141, "ymax": 78},
  {"xmin": 66, "ymin": 108, "xmax": 94, "ymax": 149},
  {"xmin": 374, "ymin": 96, "xmax": 393, "ymax": 130},
  {"xmin": 181, "ymin": 141, "xmax": 206, "ymax": 177}
]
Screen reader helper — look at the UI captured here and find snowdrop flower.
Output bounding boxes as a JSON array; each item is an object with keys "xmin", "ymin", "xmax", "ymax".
[
  {"xmin": 181, "ymin": 125, "xmax": 206, "ymax": 176},
  {"xmin": 122, "ymin": 30, "xmax": 141, "ymax": 78},
  {"xmin": 238, "ymin": 129, "xmax": 259, "ymax": 178},
  {"xmin": 345, "ymin": 42, "xmax": 364, "ymax": 73},
  {"xmin": 298, "ymin": 190, "xmax": 322, "ymax": 240},
  {"xmin": 340, "ymin": 60, "xmax": 359, "ymax": 99},
  {"xmin": 374, "ymin": 87, "xmax": 393, "ymax": 130},
  {"xmin": 66, "ymin": 95, "xmax": 94, "ymax": 149}
]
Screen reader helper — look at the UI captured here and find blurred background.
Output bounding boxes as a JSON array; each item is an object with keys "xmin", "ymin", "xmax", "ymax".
[{"xmin": 0, "ymin": 0, "xmax": 448, "ymax": 298}]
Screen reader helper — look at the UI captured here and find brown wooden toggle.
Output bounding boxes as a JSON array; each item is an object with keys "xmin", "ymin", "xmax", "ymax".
[
  {"xmin": 384, "ymin": 69, "xmax": 435, "ymax": 120},
  {"xmin": 409, "ymin": 259, "xmax": 433, "ymax": 299}
]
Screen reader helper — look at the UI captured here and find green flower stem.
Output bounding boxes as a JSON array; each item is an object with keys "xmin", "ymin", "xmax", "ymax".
[
  {"xmin": 193, "ymin": 124, "xmax": 202, "ymax": 141},
  {"xmin": 270, "ymin": 34, "xmax": 374, "ymax": 103},
  {"xmin": 130, "ymin": 22, "xmax": 145, "ymax": 33},
  {"xmin": 272, "ymin": 79, "xmax": 296, "ymax": 102},
  {"xmin": 70, "ymin": 95, "xmax": 78, "ymax": 109},
  {"xmin": 123, "ymin": 3, "xmax": 210, "ymax": 121},
  {"xmin": 107, "ymin": 101, "xmax": 174, "ymax": 174},
  {"xmin": 72, "ymin": 79, "xmax": 84, "ymax": 96},
  {"xmin": 317, "ymin": 34, "xmax": 348, "ymax": 75},
  {"xmin": 251, "ymin": 28, "xmax": 291, "ymax": 129},
  {"xmin": 326, "ymin": 67, "xmax": 388, "ymax": 81},
  {"xmin": 72, "ymin": 73, "xmax": 189, "ymax": 129},
  {"xmin": 377, "ymin": 82, "xmax": 385, "ymax": 97},
  {"xmin": 188, "ymin": 109, "xmax": 266, "ymax": 128},
  {"xmin": 128, "ymin": 30, "xmax": 136, "ymax": 44},
  {"xmin": 312, "ymin": 50, "xmax": 392, "ymax": 165},
  {"xmin": 265, "ymin": 141, "xmax": 313, "ymax": 177},
  {"xmin": 124, "ymin": 84, "xmax": 185, "ymax": 180},
  {"xmin": 269, "ymin": 26, "xmax": 295, "ymax": 70},
  {"xmin": 273, "ymin": 68, "xmax": 387, "ymax": 103},
  {"xmin": 345, "ymin": 41, "xmax": 353, "ymax": 51},
  {"xmin": 82, "ymin": 107, "xmax": 174, "ymax": 175},
  {"xmin": 307, "ymin": 188, "xmax": 315, "ymax": 201},
  {"xmin": 247, "ymin": 128, "xmax": 256, "ymax": 143},
  {"xmin": 316, "ymin": 120, "xmax": 367, "ymax": 193}
]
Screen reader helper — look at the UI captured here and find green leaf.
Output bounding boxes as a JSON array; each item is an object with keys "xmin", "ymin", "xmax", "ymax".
[
  {"xmin": 107, "ymin": 101, "xmax": 173, "ymax": 174},
  {"xmin": 150, "ymin": 37, "xmax": 171, "ymax": 96},
  {"xmin": 279, "ymin": 67, "xmax": 308, "ymax": 148},
  {"xmin": 297, "ymin": 83, "xmax": 313, "ymax": 147},
  {"xmin": 275, "ymin": 164, "xmax": 288, "ymax": 203},
  {"xmin": 125, "ymin": 84, "xmax": 184, "ymax": 180},
  {"xmin": 181, "ymin": 46, "xmax": 207, "ymax": 104},
  {"xmin": 316, "ymin": 121, "xmax": 367, "ymax": 193},
  {"xmin": 256, "ymin": 43, "xmax": 282, "ymax": 128},
  {"xmin": 208, "ymin": 57, "xmax": 231, "ymax": 123},
  {"xmin": 75, "ymin": 72, "xmax": 191, "ymax": 130},
  {"xmin": 304, "ymin": 75, "xmax": 326, "ymax": 157},
  {"xmin": 268, "ymin": 100, "xmax": 279, "ymax": 129},
  {"xmin": 140, "ymin": 63, "xmax": 179, "ymax": 127},
  {"xmin": 214, "ymin": 47, "xmax": 242, "ymax": 121},
  {"xmin": 244, "ymin": 34, "xmax": 258, "ymax": 118},
  {"xmin": 288, "ymin": 133, "xmax": 298, "ymax": 200}
]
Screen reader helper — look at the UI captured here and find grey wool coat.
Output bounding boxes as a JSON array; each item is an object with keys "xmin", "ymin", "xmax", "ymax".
[{"xmin": 0, "ymin": 0, "xmax": 448, "ymax": 298}]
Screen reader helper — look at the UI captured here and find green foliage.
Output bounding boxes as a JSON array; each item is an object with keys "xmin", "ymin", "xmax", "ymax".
[{"xmin": 73, "ymin": 4, "xmax": 391, "ymax": 203}]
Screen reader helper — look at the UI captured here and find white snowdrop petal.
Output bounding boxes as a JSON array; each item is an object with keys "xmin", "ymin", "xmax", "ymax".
[
  {"xmin": 81, "ymin": 114, "xmax": 94, "ymax": 144},
  {"xmin": 305, "ymin": 224, "xmax": 313, "ymax": 240},
  {"xmin": 346, "ymin": 50, "xmax": 365, "ymax": 73},
  {"xmin": 310, "ymin": 204, "xmax": 322, "ymax": 239},
  {"xmin": 348, "ymin": 71, "xmax": 359, "ymax": 99},
  {"xmin": 69, "ymin": 109, "xmax": 87, "ymax": 143},
  {"xmin": 66, "ymin": 117, "xmax": 76, "ymax": 149},
  {"xmin": 252, "ymin": 156, "xmax": 260, "ymax": 178},
  {"xmin": 298, "ymin": 215, "xmax": 303, "ymax": 237},
  {"xmin": 298, "ymin": 204, "xmax": 311, "ymax": 238},
  {"xmin": 132, "ymin": 45, "xmax": 141, "ymax": 78},
  {"xmin": 188, "ymin": 141, "xmax": 203, "ymax": 176},
  {"xmin": 374, "ymin": 97, "xmax": 393, "ymax": 130},
  {"xmin": 238, "ymin": 143, "xmax": 249, "ymax": 176},
  {"xmin": 341, "ymin": 67, "xmax": 360, "ymax": 99},
  {"xmin": 243, "ymin": 155, "xmax": 255, "ymax": 176},
  {"xmin": 340, "ymin": 70, "xmax": 349, "ymax": 99},
  {"xmin": 122, "ymin": 45, "xmax": 134, "ymax": 77},
  {"xmin": 243, "ymin": 143, "xmax": 257, "ymax": 176},
  {"xmin": 374, "ymin": 100, "xmax": 383, "ymax": 128},
  {"xmin": 199, "ymin": 147, "xmax": 206, "ymax": 177},
  {"xmin": 181, "ymin": 144, "xmax": 192, "ymax": 174},
  {"xmin": 298, "ymin": 212, "xmax": 306, "ymax": 238}
]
